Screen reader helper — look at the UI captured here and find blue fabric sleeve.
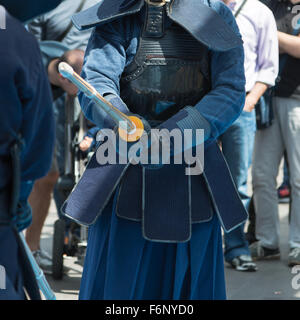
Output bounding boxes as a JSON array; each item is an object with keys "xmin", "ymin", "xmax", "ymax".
[
  {"xmin": 20, "ymin": 39, "xmax": 55, "ymax": 182},
  {"xmin": 160, "ymin": 2, "xmax": 246, "ymax": 146},
  {"xmin": 78, "ymin": 20, "xmax": 137, "ymax": 128},
  {"xmin": 85, "ymin": 126, "xmax": 100, "ymax": 139},
  {"xmin": 19, "ymin": 180, "xmax": 34, "ymax": 201}
]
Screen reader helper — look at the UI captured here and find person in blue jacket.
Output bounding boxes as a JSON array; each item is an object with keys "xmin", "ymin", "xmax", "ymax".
[
  {"xmin": 63, "ymin": 0, "xmax": 247, "ymax": 300},
  {"xmin": 0, "ymin": 2, "xmax": 56, "ymax": 299}
]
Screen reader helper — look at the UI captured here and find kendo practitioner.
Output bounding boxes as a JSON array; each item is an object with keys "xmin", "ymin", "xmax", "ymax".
[
  {"xmin": 62, "ymin": 0, "xmax": 248, "ymax": 299},
  {"xmin": 0, "ymin": 1, "xmax": 58, "ymax": 300}
]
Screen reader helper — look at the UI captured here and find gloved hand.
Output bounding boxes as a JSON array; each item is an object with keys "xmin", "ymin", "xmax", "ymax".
[
  {"xmin": 114, "ymin": 115, "xmax": 153, "ymax": 165},
  {"xmin": 115, "ymin": 118, "xmax": 176, "ymax": 170},
  {"xmin": 157, "ymin": 106, "xmax": 211, "ymax": 149},
  {"xmin": 108, "ymin": 108, "xmax": 208, "ymax": 169},
  {"xmin": 96, "ymin": 96, "xmax": 211, "ymax": 168},
  {"xmin": 140, "ymin": 106, "xmax": 210, "ymax": 168}
]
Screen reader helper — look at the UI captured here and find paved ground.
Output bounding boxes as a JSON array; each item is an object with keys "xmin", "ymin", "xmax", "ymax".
[
  {"xmin": 225, "ymin": 202, "xmax": 300, "ymax": 300},
  {"xmin": 39, "ymin": 197, "xmax": 300, "ymax": 300}
]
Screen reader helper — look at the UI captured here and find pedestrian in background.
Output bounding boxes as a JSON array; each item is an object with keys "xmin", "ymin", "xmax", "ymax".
[
  {"xmin": 25, "ymin": 0, "xmax": 99, "ymax": 273},
  {"xmin": 0, "ymin": 1, "xmax": 56, "ymax": 299},
  {"xmin": 221, "ymin": 0, "xmax": 278, "ymax": 271},
  {"xmin": 251, "ymin": 0, "xmax": 300, "ymax": 267}
]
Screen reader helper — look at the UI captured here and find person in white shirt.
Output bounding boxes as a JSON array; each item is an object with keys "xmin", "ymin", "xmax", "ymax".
[{"xmin": 221, "ymin": 0, "xmax": 279, "ymax": 271}]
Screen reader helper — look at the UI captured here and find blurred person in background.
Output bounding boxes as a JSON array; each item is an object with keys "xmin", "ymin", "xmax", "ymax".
[
  {"xmin": 220, "ymin": 0, "xmax": 278, "ymax": 272},
  {"xmin": 25, "ymin": 0, "xmax": 99, "ymax": 273},
  {"xmin": 250, "ymin": 0, "xmax": 300, "ymax": 267},
  {"xmin": 0, "ymin": 0, "xmax": 58, "ymax": 299}
]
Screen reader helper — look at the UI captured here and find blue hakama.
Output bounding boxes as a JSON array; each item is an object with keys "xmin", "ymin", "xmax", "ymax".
[{"xmin": 79, "ymin": 196, "xmax": 226, "ymax": 300}]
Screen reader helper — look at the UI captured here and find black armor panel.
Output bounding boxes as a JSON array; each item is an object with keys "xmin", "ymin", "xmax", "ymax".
[{"xmin": 120, "ymin": 2, "xmax": 211, "ymax": 121}]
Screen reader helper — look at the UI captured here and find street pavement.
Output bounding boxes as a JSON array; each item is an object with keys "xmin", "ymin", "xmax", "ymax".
[{"xmin": 40, "ymin": 198, "xmax": 300, "ymax": 300}]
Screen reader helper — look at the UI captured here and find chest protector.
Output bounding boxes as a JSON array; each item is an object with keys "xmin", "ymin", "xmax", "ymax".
[
  {"xmin": 120, "ymin": 3, "xmax": 211, "ymax": 121},
  {"xmin": 62, "ymin": 0, "xmax": 248, "ymax": 243}
]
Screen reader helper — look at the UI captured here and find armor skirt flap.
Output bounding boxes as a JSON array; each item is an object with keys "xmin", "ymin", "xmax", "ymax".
[{"xmin": 61, "ymin": 141, "xmax": 248, "ymax": 242}]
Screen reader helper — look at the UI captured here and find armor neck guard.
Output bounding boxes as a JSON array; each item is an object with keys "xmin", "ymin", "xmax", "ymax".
[{"xmin": 72, "ymin": 0, "xmax": 242, "ymax": 52}]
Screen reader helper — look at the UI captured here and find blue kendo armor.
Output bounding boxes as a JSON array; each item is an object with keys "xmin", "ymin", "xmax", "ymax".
[{"xmin": 61, "ymin": 0, "xmax": 248, "ymax": 242}]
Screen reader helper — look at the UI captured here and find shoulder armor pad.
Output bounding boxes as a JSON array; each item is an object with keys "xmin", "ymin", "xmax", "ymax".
[
  {"xmin": 72, "ymin": 0, "xmax": 144, "ymax": 30},
  {"xmin": 167, "ymin": 0, "xmax": 242, "ymax": 51},
  {"xmin": 72, "ymin": 0, "xmax": 242, "ymax": 51}
]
